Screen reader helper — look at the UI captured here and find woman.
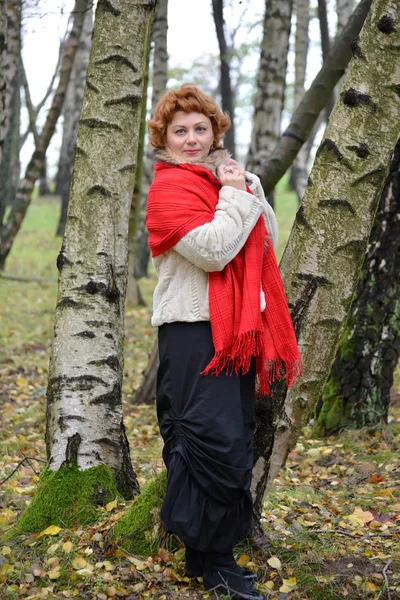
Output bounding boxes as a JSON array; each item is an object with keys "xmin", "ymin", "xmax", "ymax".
[{"xmin": 146, "ymin": 84, "xmax": 301, "ymax": 600}]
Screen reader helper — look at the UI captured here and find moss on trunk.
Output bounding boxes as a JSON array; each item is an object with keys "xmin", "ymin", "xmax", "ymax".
[
  {"xmin": 15, "ymin": 464, "xmax": 118, "ymax": 534},
  {"xmin": 114, "ymin": 469, "xmax": 168, "ymax": 556}
]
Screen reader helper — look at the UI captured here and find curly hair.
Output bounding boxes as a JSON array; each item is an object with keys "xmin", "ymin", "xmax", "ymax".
[{"xmin": 148, "ymin": 83, "xmax": 231, "ymax": 149}]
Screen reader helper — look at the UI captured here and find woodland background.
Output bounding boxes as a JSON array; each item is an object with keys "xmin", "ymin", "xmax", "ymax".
[{"xmin": 0, "ymin": 0, "xmax": 399, "ymax": 599}]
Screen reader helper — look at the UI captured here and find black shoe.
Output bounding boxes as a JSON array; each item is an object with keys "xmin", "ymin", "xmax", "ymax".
[
  {"xmin": 203, "ymin": 552, "xmax": 265, "ymax": 599},
  {"xmin": 185, "ymin": 547, "xmax": 258, "ymax": 581}
]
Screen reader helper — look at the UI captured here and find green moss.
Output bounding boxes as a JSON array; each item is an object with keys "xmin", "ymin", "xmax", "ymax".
[
  {"xmin": 114, "ymin": 469, "xmax": 168, "ymax": 556},
  {"xmin": 312, "ymin": 375, "xmax": 349, "ymax": 436},
  {"xmin": 14, "ymin": 463, "xmax": 119, "ymax": 534}
]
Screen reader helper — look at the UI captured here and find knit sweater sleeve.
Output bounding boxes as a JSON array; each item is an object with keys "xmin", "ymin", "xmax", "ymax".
[
  {"xmin": 174, "ymin": 185, "xmax": 263, "ymax": 272},
  {"xmin": 244, "ymin": 171, "xmax": 279, "ymax": 248}
]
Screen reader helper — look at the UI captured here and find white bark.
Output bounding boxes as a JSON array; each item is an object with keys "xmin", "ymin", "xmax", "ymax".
[
  {"xmin": 0, "ymin": 0, "xmax": 7, "ymax": 166},
  {"xmin": 56, "ymin": 0, "xmax": 93, "ymax": 235},
  {"xmin": 253, "ymin": 0, "xmax": 400, "ymax": 513},
  {"xmin": 46, "ymin": 0, "xmax": 156, "ymax": 498},
  {"xmin": 246, "ymin": 0, "xmax": 293, "ymax": 175},
  {"xmin": 292, "ymin": 0, "xmax": 311, "ymax": 202},
  {"xmin": 336, "ymin": 0, "xmax": 355, "ymax": 34}
]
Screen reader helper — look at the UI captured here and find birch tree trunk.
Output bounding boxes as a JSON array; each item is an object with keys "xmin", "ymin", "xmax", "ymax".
[
  {"xmin": 314, "ymin": 138, "xmax": 400, "ymax": 435},
  {"xmin": 246, "ymin": 0, "xmax": 293, "ymax": 192},
  {"xmin": 134, "ymin": 0, "xmax": 168, "ymax": 279},
  {"xmin": 212, "ymin": 0, "xmax": 236, "ymax": 156},
  {"xmin": 0, "ymin": 0, "xmax": 85, "ymax": 270},
  {"xmin": 251, "ymin": 0, "xmax": 400, "ymax": 525},
  {"xmin": 0, "ymin": 1, "xmax": 5, "ymax": 168},
  {"xmin": 0, "ymin": 0, "xmax": 21, "ymax": 227},
  {"xmin": 318, "ymin": 0, "xmax": 335, "ymax": 119},
  {"xmin": 16, "ymin": 0, "xmax": 156, "ymax": 533},
  {"xmin": 56, "ymin": 0, "xmax": 93, "ymax": 237},
  {"xmin": 291, "ymin": 0, "xmax": 311, "ymax": 203}
]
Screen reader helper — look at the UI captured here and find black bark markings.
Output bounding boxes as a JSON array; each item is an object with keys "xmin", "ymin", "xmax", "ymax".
[
  {"xmin": 290, "ymin": 273, "xmax": 330, "ymax": 335},
  {"xmin": 282, "ymin": 130, "xmax": 305, "ymax": 144},
  {"xmin": 61, "ymin": 432, "xmax": 82, "ymax": 467},
  {"xmin": 352, "ymin": 165, "xmax": 387, "ymax": 187},
  {"xmin": 295, "ymin": 205, "xmax": 313, "ymax": 231},
  {"xmin": 73, "ymin": 330, "xmax": 96, "ymax": 339},
  {"xmin": 316, "ymin": 139, "xmax": 353, "ymax": 170},
  {"xmin": 58, "ymin": 414, "xmax": 85, "ymax": 433},
  {"xmin": 342, "ymin": 88, "xmax": 376, "ymax": 111},
  {"xmin": 86, "ymin": 79, "xmax": 100, "ymax": 93},
  {"xmin": 90, "ymin": 382, "xmax": 121, "ymax": 407},
  {"xmin": 87, "ymin": 184, "xmax": 113, "ymax": 197},
  {"xmin": 334, "ymin": 239, "xmax": 366, "ymax": 257},
  {"xmin": 80, "ymin": 118, "xmax": 122, "ymax": 131},
  {"xmin": 85, "ymin": 320, "xmax": 113, "ymax": 327},
  {"xmin": 351, "ymin": 36, "xmax": 365, "ymax": 60},
  {"xmin": 56, "ymin": 250, "xmax": 72, "ymax": 272},
  {"xmin": 95, "ymin": 55, "xmax": 138, "ymax": 73},
  {"xmin": 104, "ymin": 95, "xmax": 141, "ymax": 108},
  {"xmin": 99, "ymin": 0, "xmax": 121, "ymax": 17},
  {"xmin": 393, "ymin": 84, "xmax": 400, "ymax": 97},
  {"xmin": 377, "ymin": 15, "xmax": 396, "ymax": 34},
  {"xmin": 48, "ymin": 374, "xmax": 107, "ymax": 396},
  {"xmin": 346, "ymin": 142, "xmax": 369, "ymax": 158},
  {"xmin": 57, "ymin": 297, "xmax": 86, "ymax": 310},
  {"xmin": 318, "ymin": 198, "xmax": 356, "ymax": 214},
  {"xmin": 118, "ymin": 163, "xmax": 135, "ymax": 173},
  {"xmin": 88, "ymin": 355, "xmax": 120, "ymax": 372}
]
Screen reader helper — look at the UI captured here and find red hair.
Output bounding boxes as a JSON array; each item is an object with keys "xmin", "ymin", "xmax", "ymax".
[{"xmin": 148, "ymin": 83, "xmax": 231, "ymax": 149}]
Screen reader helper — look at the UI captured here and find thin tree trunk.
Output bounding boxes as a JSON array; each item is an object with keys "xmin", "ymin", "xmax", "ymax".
[
  {"xmin": 246, "ymin": 0, "xmax": 293, "ymax": 207},
  {"xmin": 252, "ymin": 0, "xmax": 400, "ymax": 524},
  {"xmin": 291, "ymin": 0, "xmax": 311, "ymax": 203},
  {"xmin": 0, "ymin": 1, "xmax": 6, "ymax": 168},
  {"xmin": 133, "ymin": 339, "xmax": 159, "ymax": 405},
  {"xmin": 212, "ymin": 0, "xmax": 236, "ymax": 156},
  {"xmin": 44, "ymin": 0, "xmax": 155, "ymax": 497},
  {"xmin": 318, "ymin": 0, "xmax": 335, "ymax": 119},
  {"xmin": 134, "ymin": 0, "xmax": 168, "ymax": 279},
  {"xmin": 259, "ymin": 0, "xmax": 373, "ymax": 195},
  {"xmin": 337, "ymin": 0, "xmax": 355, "ymax": 34},
  {"xmin": 56, "ymin": 1, "xmax": 93, "ymax": 237},
  {"xmin": 0, "ymin": 1, "xmax": 86, "ymax": 269},
  {"xmin": 314, "ymin": 138, "xmax": 400, "ymax": 435},
  {"xmin": 0, "ymin": 0, "xmax": 21, "ymax": 226}
]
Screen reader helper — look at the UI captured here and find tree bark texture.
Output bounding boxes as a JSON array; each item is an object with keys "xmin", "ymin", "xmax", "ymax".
[
  {"xmin": 0, "ymin": 0, "xmax": 21, "ymax": 227},
  {"xmin": 291, "ymin": 0, "xmax": 311, "ymax": 203},
  {"xmin": 132, "ymin": 339, "xmax": 159, "ymax": 405},
  {"xmin": 0, "ymin": 0, "xmax": 6, "ymax": 168},
  {"xmin": 0, "ymin": 0, "xmax": 86, "ymax": 269},
  {"xmin": 252, "ymin": 0, "xmax": 400, "ymax": 519},
  {"xmin": 134, "ymin": 0, "xmax": 168, "ymax": 279},
  {"xmin": 56, "ymin": 0, "xmax": 93, "ymax": 237},
  {"xmin": 212, "ymin": 0, "xmax": 236, "ymax": 156},
  {"xmin": 314, "ymin": 138, "xmax": 400, "ymax": 434},
  {"xmin": 259, "ymin": 0, "xmax": 373, "ymax": 195},
  {"xmin": 246, "ymin": 0, "xmax": 293, "ymax": 179},
  {"xmin": 45, "ymin": 0, "xmax": 156, "ymax": 500}
]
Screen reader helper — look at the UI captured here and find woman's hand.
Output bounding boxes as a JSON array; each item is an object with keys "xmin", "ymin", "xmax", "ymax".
[{"xmin": 217, "ymin": 158, "xmax": 246, "ymax": 191}]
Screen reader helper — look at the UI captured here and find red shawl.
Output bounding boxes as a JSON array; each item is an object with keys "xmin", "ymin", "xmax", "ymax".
[{"xmin": 146, "ymin": 158, "xmax": 302, "ymax": 396}]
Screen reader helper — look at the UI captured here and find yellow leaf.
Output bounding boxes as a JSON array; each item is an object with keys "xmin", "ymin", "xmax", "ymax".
[
  {"xmin": 267, "ymin": 556, "xmax": 282, "ymax": 570},
  {"xmin": 2, "ymin": 546, "xmax": 11, "ymax": 556},
  {"xmin": 63, "ymin": 541, "xmax": 73, "ymax": 553},
  {"xmin": 237, "ymin": 554, "xmax": 251, "ymax": 567},
  {"xmin": 365, "ymin": 582, "xmax": 377, "ymax": 592},
  {"xmin": 16, "ymin": 377, "xmax": 28, "ymax": 387},
  {"xmin": 72, "ymin": 557, "xmax": 87, "ymax": 570},
  {"xmin": 38, "ymin": 525, "xmax": 62, "ymax": 537},
  {"xmin": 132, "ymin": 583, "xmax": 146, "ymax": 592},
  {"xmin": 285, "ymin": 577, "xmax": 297, "ymax": 585},
  {"xmin": 126, "ymin": 556, "xmax": 146, "ymax": 570},
  {"xmin": 105, "ymin": 499, "xmax": 117, "ymax": 512},
  {"xmin": 265, "ymin": 581, "xmax": 275, "ymax": 589},
  {"xmin": 48, "ymin": 568, "xmax": 61, "ymax": 579}
]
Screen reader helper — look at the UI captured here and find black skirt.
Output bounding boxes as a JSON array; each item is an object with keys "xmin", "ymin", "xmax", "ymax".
[{"xmin": 156, "ymin": 321, "xmax": 256, "ymax": 552}]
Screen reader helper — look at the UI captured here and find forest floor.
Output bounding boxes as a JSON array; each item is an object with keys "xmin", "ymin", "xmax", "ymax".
[{"xmin": 0, "ymin": 191, "xmax": 399, "ymax": 600}]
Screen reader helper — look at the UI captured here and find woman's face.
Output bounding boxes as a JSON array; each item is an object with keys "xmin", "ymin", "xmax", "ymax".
[{"xmin": 166, "ymin": 111, "xmax": 214, "ymax": 161}]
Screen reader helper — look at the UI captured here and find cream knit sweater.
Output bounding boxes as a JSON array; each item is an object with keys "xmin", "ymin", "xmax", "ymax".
[{"xmin": 150, "ymin": 151, "xmax": 278, "ymax": 327}]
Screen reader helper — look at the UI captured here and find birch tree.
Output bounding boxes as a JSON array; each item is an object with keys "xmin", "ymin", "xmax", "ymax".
[
  {"xmin": 133, "ymin": 0, "xmax": 168, "ymax": 281},
  {"xmin": 56, "ymin": 0, "xmax": 93, "ymax": 237},
  {"xmin": 337, "ymin": 0, "xmax": 355, "ymax": 33},
  {"xmin": 16, "ymin": 0, "xmax": 156, "ymax": 533},
  {"xmin": 0, "ymin": 0, "xmax": 21, "ymax": 227},
  {"xmin": 0, "ymin": 0, "xmax": 7, "ymax": 168},
  {"xmin": 246, "ymin": 0, "xmax": 293, "ymax": 190},
  {"xmin": 0, "ymin": 0, "xmax": 85, "ymax": 270},
  {"xmin": 251, "ymin": 0, "xmax": 400, "ymax": 525},
  {"xmin": 314, "ymin": 138, "xmax": 400, "ymax": 435}
]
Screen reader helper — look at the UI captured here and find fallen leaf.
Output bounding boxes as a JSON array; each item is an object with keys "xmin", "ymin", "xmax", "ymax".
[
  {"xmin": 267, "ymin": 556, "xmax": 282, "ymax": 570},
  {"xmin": 38, "ymin": 525, "xmax": 62, "ymax": 537}
]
